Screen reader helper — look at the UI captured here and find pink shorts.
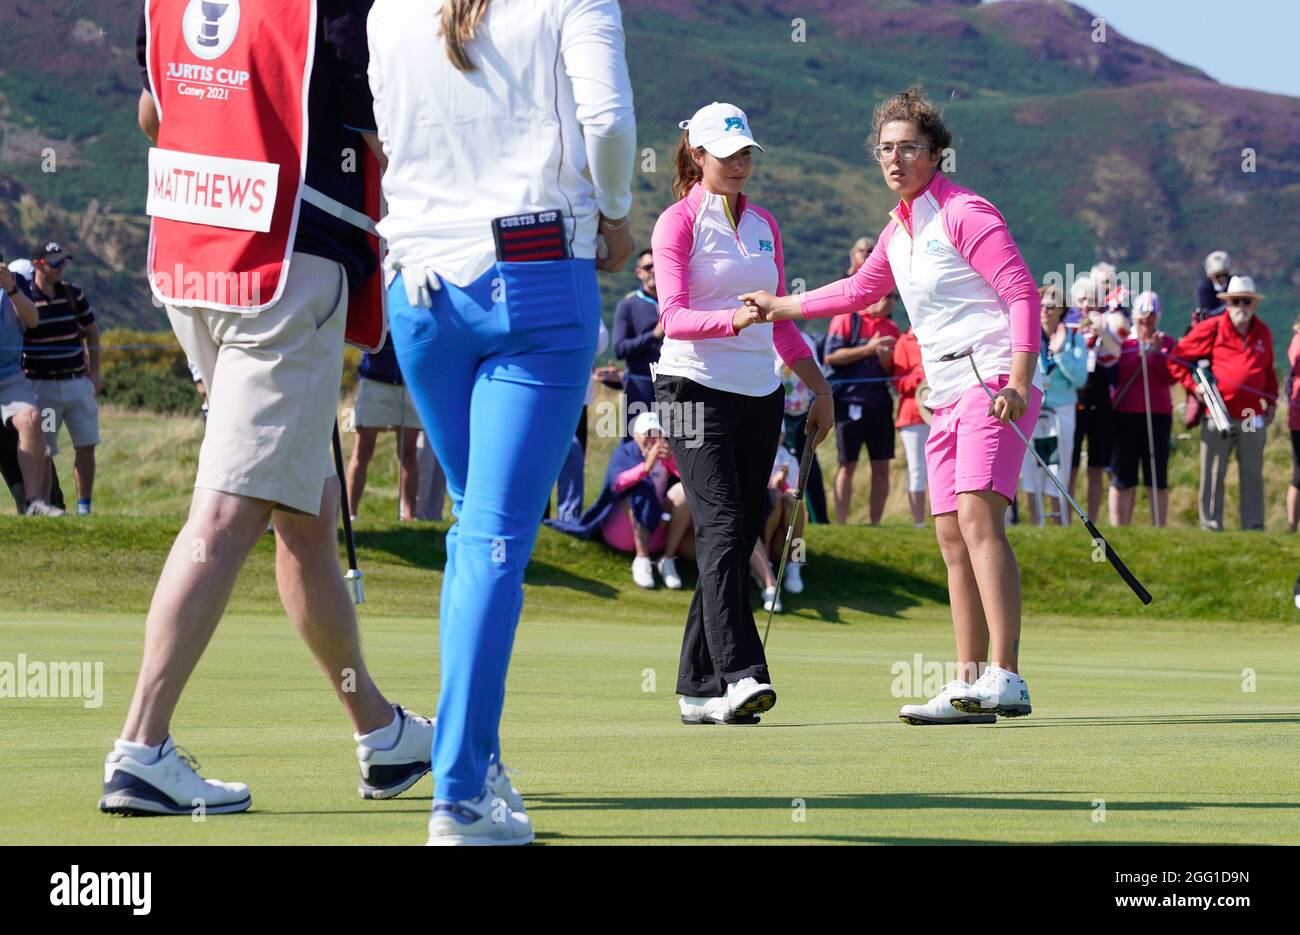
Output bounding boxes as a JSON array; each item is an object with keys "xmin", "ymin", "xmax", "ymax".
[
  {"xmin": 601, "ymin": 501, "xmax": 668, "ymax": 554},
  {"xmin": 925, "ymin": 374, "xmax": 1043, "ymax": 515}
]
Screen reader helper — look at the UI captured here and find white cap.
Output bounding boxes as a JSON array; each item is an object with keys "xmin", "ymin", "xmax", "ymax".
[
  {"xmin": 1204, "ymin": 250, "xmax": 1231, "ymax": 277},
  {"xmin": 1132, "ymin": 291, "xmax": 1161, "ymax": 318},
  {"xmin": 630, "ymin": 411, "xmax": 664, "ymax": 437},
  {"xmin": 7, "ymin": 258, "xmax": 34, "ymax": 278},
  {"xmin": 1217, "ymin": 275, "xmax": 1264, "ymax": 301},
  {"xmin": 679, "ymin": 102, "xmax": 764, "ymax": 159}
]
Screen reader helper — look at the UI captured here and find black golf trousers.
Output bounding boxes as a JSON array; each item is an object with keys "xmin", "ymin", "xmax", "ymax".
[{"xmin": 655, "ymin": 373, "xmax": 783, "ymax": 696}]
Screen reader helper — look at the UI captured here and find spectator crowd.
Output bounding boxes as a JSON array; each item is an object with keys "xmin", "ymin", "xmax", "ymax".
[
  {"xmin": 4, "ymin": 236, "xmax": 1297, "ymax": 597},
  {"xmin": 539, "ymin": 242, "xmax": 1298, "ymax": 593}
]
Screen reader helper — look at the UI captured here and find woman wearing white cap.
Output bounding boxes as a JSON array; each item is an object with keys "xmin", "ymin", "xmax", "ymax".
[
  {"xmin": 1109, "ymin": 291, "xmax": 1176, "ymax": 527},
  {"xmin": 369, "ymin": 0, "xmax": 636, "ymax": 844},
  {"xmin": 653, "ymin": 101, "xmax": 833, "ymax": 726},
  {"xmin": 604, "ymin": 411, "xmax": 694, "ymax": 586}
]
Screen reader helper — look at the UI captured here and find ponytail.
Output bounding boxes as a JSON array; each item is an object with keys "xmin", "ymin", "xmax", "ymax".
[
  {"xmin": 671, "ymin": 130, "xmax": 704, "ymax": 201},
  {"xmin": 439, "ymin": 0, "xmax": 491, "ymax": 73}
]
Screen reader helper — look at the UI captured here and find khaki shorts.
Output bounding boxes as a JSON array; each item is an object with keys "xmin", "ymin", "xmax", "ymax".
[
  {"xmin": 354, "ymin": 376, "xmax": 421, "ymax": 430},
  {"xmin": 166, "ymin": 252, "xmax": 347, "ymax": 515},
  {"xmin": 33, "ymin": 375, "xmax": 100, "ymax": 456},
  {"xmin": 0, "ymin": 370, "xmax": 39, "ymax": 429}
]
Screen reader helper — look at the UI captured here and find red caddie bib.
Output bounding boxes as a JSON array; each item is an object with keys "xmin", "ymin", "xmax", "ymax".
[
  {"xmin": 145, "ymin": 0, "xmax": 314, "ymax": 313},
  {"xmin": 344, "ymin": 148, "xmax": 388, "ymax": 352}
]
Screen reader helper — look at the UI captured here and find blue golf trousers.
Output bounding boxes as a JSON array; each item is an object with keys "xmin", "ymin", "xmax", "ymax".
[{"xmin": 388, "ymin": 259, "xmax": 600, "ymax": 802}]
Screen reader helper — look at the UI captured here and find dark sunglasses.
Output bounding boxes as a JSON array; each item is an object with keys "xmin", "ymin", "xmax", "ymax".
[
  {"xmin": 1228, "ymin": 297, "xmax": 1255, "ymax": 307},
  {"xmin": 637, "ymin": 263, "xmax": 653, "ymax": 272}
]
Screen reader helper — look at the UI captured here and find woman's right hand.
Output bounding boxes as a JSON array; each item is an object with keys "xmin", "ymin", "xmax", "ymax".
[
  {"xmin": 732, "ymin": 306, "xmax": 764, "ymax": 332},
  {"xmin": 645, "ymin": 437, "xmax": 670, "ymax": 470},
  {"xmin": 596, "ymin": 215, "xmax": 635, "ymax": 272},
  {"xmin": 739, "ymin": 290, "xmax": 778, "ymax": 320}
]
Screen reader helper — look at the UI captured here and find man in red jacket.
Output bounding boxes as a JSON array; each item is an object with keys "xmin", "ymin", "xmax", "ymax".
[{"xmin": 1170, "ymin": 276, "xmax": 1278, "ymax": 531}]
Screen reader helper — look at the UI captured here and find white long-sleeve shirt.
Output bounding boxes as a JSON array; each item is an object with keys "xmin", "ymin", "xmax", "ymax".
[{"xmin": 367, "ymin": 0, "xmax": 637, "ymax": 287}]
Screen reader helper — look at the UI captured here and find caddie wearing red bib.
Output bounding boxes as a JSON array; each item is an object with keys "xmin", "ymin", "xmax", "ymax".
[{"xmin": 99, "ymin": 0, "xmax": 432, "ymax": 818}]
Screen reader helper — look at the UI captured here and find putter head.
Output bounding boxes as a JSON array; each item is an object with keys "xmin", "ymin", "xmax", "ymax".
[{"xmin": 939, "ymin": 346, "xmax": 976, "ymax": 362}]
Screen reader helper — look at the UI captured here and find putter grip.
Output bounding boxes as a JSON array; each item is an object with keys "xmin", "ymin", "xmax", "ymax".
[{"xmin": 1083, "ymin": 519, "xmax": 1152, "ymax": 605}]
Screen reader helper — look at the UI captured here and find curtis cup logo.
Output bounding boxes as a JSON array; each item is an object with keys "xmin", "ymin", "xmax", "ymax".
[{"xmin": 197, "ymin": 1, "xmax": 230, "ymax": 47}]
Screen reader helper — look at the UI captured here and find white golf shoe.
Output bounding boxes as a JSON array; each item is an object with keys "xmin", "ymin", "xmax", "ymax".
[
  {"xmin": 761, "ymin": 586, "xmax": 782, "ymax": 613},
  {"xmin": 426, "ymin": 789, "xmax": 534, "ymax": 846},
  {"xmin": 782, "ymin": 561, "xmax": 804, "ymax": 594},
  {"xmin": 899, "ymin": 681, "xmax": 997, "ymax": 725},
  {"xmin": 99, "ymin": 737, "xmax": 251, "ymax": 816},
  {"xmin": 657, "ymin": 556, "xmax": 683, "ymax": 589},
  {"xmin": 726, "ymin": 677, "xmax": 777, "ymax": 718},
  {"xmin": 631, "ymin": 556, "xmax": 656, "ymax": 588},
  {"xmin": 486, "ymin": 760, "xmax": 525, "ymax": 814},
  {"xmin": 950, "ymin": 665, "xmax": 1032, "ymax": 718},
  {"xmin": 679, "ymin": 695, "xmax": 760, "ymax": 725},
  {"xmin": 357, "ymin": 706, "xmax": 435, "ymax": 799},
  {"xmin": 24, "ymin": 498, "xmax": 65, "ymax": 517}
]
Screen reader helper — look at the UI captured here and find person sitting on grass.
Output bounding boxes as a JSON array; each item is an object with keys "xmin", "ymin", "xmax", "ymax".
[
  {"xmin": 544, "ymin": 411, "xmax": 695, "ymax": 589},
  {"xmin": 749, "ymin": 428, "xmax": 808, "ymax": 614}
]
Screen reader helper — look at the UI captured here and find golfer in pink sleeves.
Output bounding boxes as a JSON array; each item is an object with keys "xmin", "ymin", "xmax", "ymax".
[
  {"xmin": 743, "ymin": 86, "xmax": 1043, "ymax": 724},
  {"xmin": 653, "ymin": 102, "xmax": 833, "ymax": 726}
]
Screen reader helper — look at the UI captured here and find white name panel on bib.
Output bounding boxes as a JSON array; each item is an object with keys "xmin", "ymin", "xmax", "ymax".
[{"xmin": 147, "ymin": 148, "xmax": 278, "ymax": 233}]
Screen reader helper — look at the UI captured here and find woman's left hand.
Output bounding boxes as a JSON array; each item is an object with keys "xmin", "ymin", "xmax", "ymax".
[
  {"xmin": 805, "ymin": 393, "xmax": 834, "ymax": 446},
  {"xmin": 988, "ymin": 386, "xmax": 1027, "ymax": 424}
]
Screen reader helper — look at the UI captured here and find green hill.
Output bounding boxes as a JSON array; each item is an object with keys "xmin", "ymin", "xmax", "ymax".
[{"xmin": 1, "ymin": 0, "xmax": 1297, "ymax": 372}]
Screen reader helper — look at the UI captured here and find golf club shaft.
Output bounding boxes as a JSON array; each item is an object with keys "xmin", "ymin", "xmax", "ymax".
[
  {"xmin": 762, "ymin": 436, "xmax": 817, "ymax": 648},
  {"xmin": 967, "ymin": 359, "xmax": 1152, "ymax": 605},
  {"xmin": 397, "ymin": 385, "xmax": 406, "ymax": 524},
  {"xmin": 333, "ymin": 421, "xmax": 359, "ymax": 573},
  {"xmin": 1138, "ymin": 342, "xmax": 1160, "ymax": 526}
]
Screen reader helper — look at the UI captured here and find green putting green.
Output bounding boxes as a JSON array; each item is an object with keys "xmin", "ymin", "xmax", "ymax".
[{"xmin": 2, "ymin": 606, "xmax": 1297, "ymax": 845}]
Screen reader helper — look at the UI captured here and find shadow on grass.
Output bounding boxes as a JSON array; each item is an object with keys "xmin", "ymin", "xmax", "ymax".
[
  {"xmin": 522, "ymin": 792, "xmax": 1300, "ymax": 814},
  {"xmin": 763, "ymin": 712, "xmax": 1300, "ymax": 729},
  {"xmin": 353, "ymin": 525, "xmax": 621, "ymax": 599},
  {"xmin": 994, "ymin": 712, "xmax": 1300, "ymax": 728},
  {"xmin": 531, "ymin": 832, "xmax": 1218, "ymax": 845},
  {"xmin": 351, "ymin": 522, "xmax": 948, "ymax": 617}
]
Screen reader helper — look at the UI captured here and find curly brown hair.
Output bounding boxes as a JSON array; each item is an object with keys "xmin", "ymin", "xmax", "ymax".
[{"xmin": 868, "ymin": 85, "xmax": 952, "ymax": 157}]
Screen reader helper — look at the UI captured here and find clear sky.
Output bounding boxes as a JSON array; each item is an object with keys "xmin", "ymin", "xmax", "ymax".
[{"xmin": 987, "ymin": 0, "xmax": 1300, "ymax": 98}]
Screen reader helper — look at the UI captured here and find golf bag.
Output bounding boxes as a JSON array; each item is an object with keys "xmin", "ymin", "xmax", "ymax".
[{"xmin": 1192, "ymin": 361, "xmax": 1234, "ymax": 438}]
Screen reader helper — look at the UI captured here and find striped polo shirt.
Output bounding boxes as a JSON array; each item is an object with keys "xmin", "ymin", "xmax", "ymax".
[{"xmin": 21, "ymin": 280, "xmax": 94, "ymax": 380}]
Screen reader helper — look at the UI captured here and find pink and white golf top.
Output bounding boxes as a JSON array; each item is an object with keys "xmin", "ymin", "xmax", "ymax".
[
  {"xmin": 652, "ymin": 184, "xmax": 812, "ymax": 396},
  {"xmin": 798, "ymin": 172, "xmax": 1042, "ymax": 411}
]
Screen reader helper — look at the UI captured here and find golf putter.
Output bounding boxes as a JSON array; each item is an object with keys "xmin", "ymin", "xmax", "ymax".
[
  {"xmin": 939, "ymin": 347, "xmax": 1152, "ymax": 605},
  {"xmin": 1137, "ymin": 340, "xmax": 1161, "ymax": 527},
  {"xmin": 762, "ymin": 437, "xmax": 819, "ymax": 648},
  {"xmin": 332, "ymin": 421, "xmax": 366, "ymax": 605}
]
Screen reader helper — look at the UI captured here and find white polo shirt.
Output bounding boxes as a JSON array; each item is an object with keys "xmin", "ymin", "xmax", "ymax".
[{"xmin": 368, "ymin": 0, "xmax": 637, "ymax": 287}]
